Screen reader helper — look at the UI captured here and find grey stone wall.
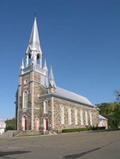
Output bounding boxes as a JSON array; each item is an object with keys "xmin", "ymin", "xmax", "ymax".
[
  {"xmin": 52, "ymin": 97, "xmax": 99, "ymax": 131},
  {"xmin": 17, "ymin": 70, "xmax": 47, "ymax": 131},
  {"xmin": 17, "ymin": 69, "xmax": 99, "ymax": 133}
]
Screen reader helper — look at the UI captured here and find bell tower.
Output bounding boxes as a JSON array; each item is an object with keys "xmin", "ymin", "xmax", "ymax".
[
  {"xmin": 25, "ymin": 17, "xmax": 42, "ymax": 67},
  {"xmin": 16, "ymin": 18, "xmax": 48, "ymax": 131}
]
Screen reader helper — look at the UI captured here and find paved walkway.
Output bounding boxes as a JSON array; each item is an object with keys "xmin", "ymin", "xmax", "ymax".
[{"xmin": 0, "ymin": 130, "xmax": 120, "ymax": 159}]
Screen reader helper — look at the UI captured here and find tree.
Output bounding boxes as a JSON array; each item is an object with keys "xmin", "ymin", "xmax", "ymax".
[
  {"xmin": 5, "ymin": 118, "xmax": 16, "ymax": 130},
  {"xmin": 96, "ymin": 102, "xmax": 120, "ymax": 129},
  {"xmin": 115, "ymin": 90, "xmax": 120, "ymax": 102}
]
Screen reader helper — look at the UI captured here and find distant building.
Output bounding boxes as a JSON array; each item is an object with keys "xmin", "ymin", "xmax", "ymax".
[
  {"xmin": 0, "ymin": 120, "xmax": 6, "ymax": 135},
  {"xmin": 98, "ymin": 115, "xmax": 108, "ymax": 129},
  {"xmin": 16, "ymin": 18, "xmax": 99, "ymax": 134}
]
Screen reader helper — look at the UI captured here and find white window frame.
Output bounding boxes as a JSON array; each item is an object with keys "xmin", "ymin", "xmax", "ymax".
[
  {"xmin": 75, "ymin": 109, "xmax": 78, "ymax": 125},
  {"xmin": 80, "ymin": 109, "xmax": 84, "ymax": 125},
  {"xmin": 85, "ymin": 111, "xmax": 88, "ymax": 125},
  {"xmin": 89, "ymin": 111, "xmax": 93, "ymax": 126},
  {"xmin": 43, "ymin": 100, "xmax": 48, "ymax": 114},
  {"xmin": 23, "ymin": 90, "xmax": 28, "ymax": 109},
  {"xmin": 68, "ymin": 108, "xmax": 72, "ymax": 125}
]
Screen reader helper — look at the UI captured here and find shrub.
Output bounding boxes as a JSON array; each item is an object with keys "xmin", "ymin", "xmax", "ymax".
[
  {"xmin": 62, "ymin": 128, "xmax": 90, "ymax": 133},
  {"xmin": 5, "ymin": 118, "xmax": 16, "ymax": 130}
]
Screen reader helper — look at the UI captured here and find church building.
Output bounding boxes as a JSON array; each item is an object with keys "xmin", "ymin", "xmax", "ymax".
[{"xmin": 16, "ymin": 18, "xmax": 99, "ymax": 133}]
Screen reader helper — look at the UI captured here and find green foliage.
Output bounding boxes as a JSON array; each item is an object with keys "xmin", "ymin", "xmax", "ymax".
[
  {"xmin": 62, "ymin": 128, "xmax": 90, "ymax": 133},
  {"xmin": 96, "ymin": 102, "xmax": 120, "ymax": 129},
  {"xmin": 5, "ymin": 118, "xmax": 16, "ymax": 130}
]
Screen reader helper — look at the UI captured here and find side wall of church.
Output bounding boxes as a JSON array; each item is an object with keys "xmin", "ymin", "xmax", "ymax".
[{"xmin": 52, "ymin": 97, "xmax": 99, "ymax": 132}]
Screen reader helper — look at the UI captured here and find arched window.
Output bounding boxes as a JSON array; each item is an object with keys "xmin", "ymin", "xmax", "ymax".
[
  {"xmin": 80, "ymin": 109, "xmax": 84, "ymax": 125},
  {"xmin": 85, "ymin": 111, "xmax": 88, "ymax": 126},
  {"xmin": 23, "ymin": 90, "xmax": 28, "ymax": 109},
  {"xmin": 43, "ymin": 100, "xmax": 48, "ymax": 114},
  {"xmin": 74, "ymin": 109, "xmax": 78, "ymax": 125},
  {"xmin": 89, "ymin": 111, "xmax": 93, "ymax": 126},
  {"xmin": 68, "ymin": 108, "xmax": 71, "ymax": 125}
]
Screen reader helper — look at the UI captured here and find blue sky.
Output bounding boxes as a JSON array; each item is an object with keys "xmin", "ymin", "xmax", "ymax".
[{"xmin": 0, "ymin": 0, "xmax": 120, "ymax": 119}]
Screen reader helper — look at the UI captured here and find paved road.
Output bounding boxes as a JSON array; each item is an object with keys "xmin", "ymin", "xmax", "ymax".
[{"xmin": 0, "ymin": 130, "xmax": 120, "ymax": 159}]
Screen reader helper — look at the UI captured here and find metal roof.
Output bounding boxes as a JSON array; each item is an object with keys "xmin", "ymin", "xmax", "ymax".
[{"xmin": 53, "ymin": 87, "xmax": 93, "ymax": 106}]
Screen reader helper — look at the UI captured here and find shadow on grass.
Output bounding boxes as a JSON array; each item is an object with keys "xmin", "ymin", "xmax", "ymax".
[
  {"xmin": 64, "ymin": 147, "xmax": 102, "ymax": 159},
  {"xmin": 0, "ymin": 150, "xmax": 30, "ymax": 158}
]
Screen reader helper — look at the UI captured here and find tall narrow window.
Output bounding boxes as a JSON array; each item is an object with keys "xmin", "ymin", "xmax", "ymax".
[
  {"xmin": 89, "ymin": 111, "xmax": 93, "ymax": 126},
  {"xmin": 60, "ymin": 105, "xmax": 64, "ymax": 125},
  {"xmin": 80, "ymin": 109, "xmax": 84, "ymax": 125},
  {"xmin": 85, "ymin": 111, "xmax": 88, "ymax": 125},
  {"xmin": 75, "ymin": 109, "xmax": 78, "ymax": 125},
  {"xmin": 43, "ymin": 100, "xmax": 48, "ymax": 114},
  {"xmin": 23, "ymin": 90, "xmax": 28, "ymax": 109},
  {"xmin": 68, "ymin": 108, "xmax": 71, "ymax": 125}
]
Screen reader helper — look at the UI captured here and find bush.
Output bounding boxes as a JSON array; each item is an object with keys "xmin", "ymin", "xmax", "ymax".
[
  {"xmin": 62, "ymin": 128, "xmax": 90, "ymax": 133},
  {"xmin": 91, "ymin": 126, "xmax": 105, "ymax": 130},
  {"xmin": 5, "ymin": 118, "xmax": 16, "ymax": 130}
]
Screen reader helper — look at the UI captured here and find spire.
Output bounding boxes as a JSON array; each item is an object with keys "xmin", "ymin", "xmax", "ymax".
[
  {"xmin": 21, "ymin": 58, "xmax": 24, "ymax": 70},
  {"xmin": 43, "ymin": 59, "xmax": 48, "ymax": 71},
  {"xmin": 28, "ymin": 17, "xmax": 42, "ymax": 54},
  {"xmin": 26, "ymin": 17, "xmax": 43, "ymax": 66},
  {"xmin": 49, "ymin": 67, "xmax": 56, "ymax": 88}
]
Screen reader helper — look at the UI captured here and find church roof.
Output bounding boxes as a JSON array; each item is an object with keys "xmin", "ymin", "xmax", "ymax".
[{"xmin": 52, "ymin": 87, "xmax": 93, "ymax": 106}]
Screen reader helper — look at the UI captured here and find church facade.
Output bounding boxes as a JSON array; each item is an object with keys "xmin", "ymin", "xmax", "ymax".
[{"xmin": 16, "ymin": 18, "xmax": 99, "ymax": 133}]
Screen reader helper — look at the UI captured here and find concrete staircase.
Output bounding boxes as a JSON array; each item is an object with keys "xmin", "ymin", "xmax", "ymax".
[
  {"xmin": 0, "ymin": 130, "xmax": 57, "ymax": 138},
  {"xmin": 0, "ymin": 130, "xmax": 19, "ymax": 138}
]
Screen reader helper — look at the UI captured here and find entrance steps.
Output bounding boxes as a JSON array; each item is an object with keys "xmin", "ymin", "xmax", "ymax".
[
  {"xmin": 0, "ymin": 130, "xmax": 19, "ymax": 138},
  {"xmin": 0, "ymin": 130, "xmax": 58, "ymax": 138}
]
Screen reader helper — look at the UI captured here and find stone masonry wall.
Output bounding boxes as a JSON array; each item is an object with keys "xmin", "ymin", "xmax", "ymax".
[
  {"xmin": 53, "ymin": 97, "xmax": 99, "ymax": 131},
  {"xmin": 17, "ymin": 70, "xmax": 47, "ymax": 131}
]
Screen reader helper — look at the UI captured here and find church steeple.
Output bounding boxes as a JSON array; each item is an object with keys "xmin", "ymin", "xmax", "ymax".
[
  {"xmin": 26, "ymin": 17, "xmax": 43, "ymax": 66},
  {"xmin": 43, "ymin": 59, "xmax": 48, "ymax": 71},
  {"xmin": 21, "ymin": 58, "xmax": 24, "ymax": 70},
  {"xmin": 49, "ymin": 67, "xmax": 56, "ymax": 88}
]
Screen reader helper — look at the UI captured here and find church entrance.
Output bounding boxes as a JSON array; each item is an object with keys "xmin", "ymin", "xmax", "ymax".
[
  {"xmin": 22, "ymin": 116, "xmax": 27, "ymax": 131},
  {"xmin": 35, "ymin": 118, "xmax": 39, "ymax": 131},
  {"xmin": 46, "ymin": 118, "xmax": 48, "ymax": 130},
  {"xmin": 43, "ymin": 118, "xmax": 49, "ymax": 131}
]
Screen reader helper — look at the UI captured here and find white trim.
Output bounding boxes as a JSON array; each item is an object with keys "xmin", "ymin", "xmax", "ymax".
[
  {"xmin": 80, "ymin": 109, "xmax": 84, "ymax": 125},
  {"xmin": 43, "ymin": 118, "xmax": 46, "ymax": 131},
  {"xmin": 89, "ymin": 111, "xmax": 93, "ymax": 126},
  {"xmin": 31, "ymin": 72, "xmax": 34, "ymax": 130},
  {"xmin": 68, "ymin": 108, "xmax": 72, "ymax": 125},
  {"xmin": 43, "ymin": 100, "xmax": 48, "ymax": 114},
  {"xmin": 85, "ymin": 111, "xmax": 88, "ymax": 125},
  {"xmin": 51, "ymin": 97, "xmax": 54, "ymax": 129},
  {"xmin": 75, "ymin": 109, "xmax": 78, "ymax": 125},
  {"xmin": 23, "ymin": 90, "xmax": 28, "ymax": 109}
]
